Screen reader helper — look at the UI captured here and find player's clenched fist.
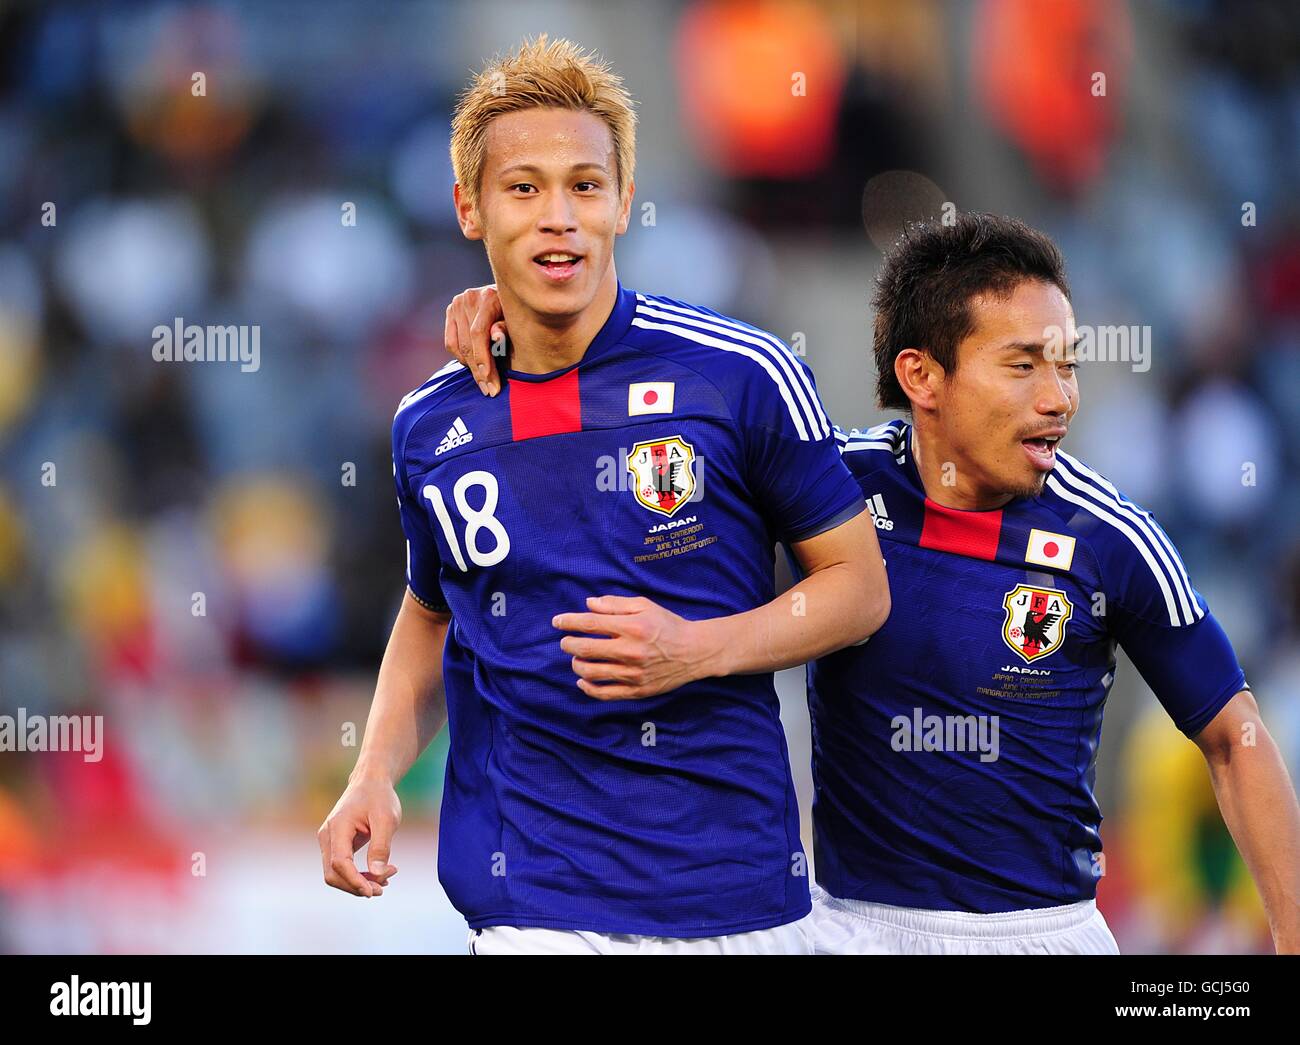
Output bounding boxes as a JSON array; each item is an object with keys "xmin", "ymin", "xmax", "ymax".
[
  {"xmin": 444, "ymin": 283, "xmax": 506, "ymax": 396},
  {"xmin": 318, "ymin": 775, "xmax": 402, "ymax": 898},
  {"xmin": 553, "ymin": 595, "xmax": 721, "ymax": 701}
]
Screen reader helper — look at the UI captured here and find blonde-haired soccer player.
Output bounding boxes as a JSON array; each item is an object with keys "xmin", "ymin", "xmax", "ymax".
[{"xmin": 319, "ymin": 36, "xmax": 889, "ymax": 955}]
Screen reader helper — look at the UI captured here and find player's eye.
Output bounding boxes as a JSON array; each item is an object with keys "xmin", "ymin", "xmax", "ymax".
[
  {"xmin": 1060, "ymin": 362, "xmax": 1079, "ymax": 373},
  {"xmin": 574, "ymin": 181, "xmax": 599, "ymax": 192},
  {"xmin": 510, "ymin": 183, "xmax": 538, "ymax": 194},
  {"xmin": 1011, "ymin": 362, "xmax": 1034, "ymax": 372}
]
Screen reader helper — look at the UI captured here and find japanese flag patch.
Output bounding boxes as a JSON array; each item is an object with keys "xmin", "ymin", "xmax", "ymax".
[
  {"xmin": 1025, "ymin": 528, "xmax": 1076, "ymax": 571},
  {"xmin": 628, "ymin": 382, "xmax": 674, "ymax": 416}
]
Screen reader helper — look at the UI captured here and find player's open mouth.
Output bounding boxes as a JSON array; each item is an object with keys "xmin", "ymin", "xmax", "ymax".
[
  {"xmin": 1021, "ymin": 432, "xmax": 1064, "ymax": 470},
  {"xmin": 533, "ymin": 252, "xmax": 583, "ymax": 282}
]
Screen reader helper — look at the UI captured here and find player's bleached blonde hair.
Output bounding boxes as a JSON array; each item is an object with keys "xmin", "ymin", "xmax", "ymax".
[{"xmin": 450, "ymin": 35, "xmax": 637, "ymax": 208}]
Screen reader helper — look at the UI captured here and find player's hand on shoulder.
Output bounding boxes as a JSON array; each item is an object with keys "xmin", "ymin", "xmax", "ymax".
[
  {"xmin": 444, "ymin": 283, "xmax": 506, "ymax": 397},
  {"xmin": 553, "ymin": 595, "xmax": 716, "ymax": 701},
  {"xmin": 318, "ymin": 774, "xmax": 402, "ymax": 897}
]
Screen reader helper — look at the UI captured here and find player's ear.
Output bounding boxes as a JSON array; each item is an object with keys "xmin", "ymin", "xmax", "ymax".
[
  {"xmin": 454, "ymin": 182, "xmax": 485, "ymax": 241},
  {"xmin": 895, "ymin": 348, "xmax": 941, "ymax": 412},
  {"xmin": 615, "ymin": 177, "xmax": 635, "ymax": 236}
]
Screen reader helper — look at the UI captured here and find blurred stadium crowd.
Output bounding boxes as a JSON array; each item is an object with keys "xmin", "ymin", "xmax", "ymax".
[{"xmin": 0, "ymin": 0, "xmax": 1297, "ymax": 952}]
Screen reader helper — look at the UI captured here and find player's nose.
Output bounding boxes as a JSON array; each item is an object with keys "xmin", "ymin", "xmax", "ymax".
[
  {"xmin": 1037, "ymin": 368, "xmax": 1072, "ymax": 417},
  {"xmin": 537, "ymin": 191, "xmax": 578, "ymax": 234}
]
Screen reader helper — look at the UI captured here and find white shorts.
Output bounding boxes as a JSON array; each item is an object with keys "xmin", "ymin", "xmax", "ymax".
[
  {"xmin": 468, "ymin": 916, "xmax": 815, "ymax": 955},
  {"xmin": 808, "ymin": 883, "xmax": 1120, "ymax": 955}
]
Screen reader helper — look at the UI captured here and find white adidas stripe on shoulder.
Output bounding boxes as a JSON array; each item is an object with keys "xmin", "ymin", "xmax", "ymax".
[
  {"xmin": 397, "ymin": 360, "xmax": 464, "ymax": 410},
  {"xmin": 842, "ymin": 421, "xmax": 902, "ymax": 439},
  {"xmin": 634, "ymin": 296, "xmax": 827, "ymax": 438},
  {"xmin": 841, "ymin": 421, "xmax": 905, "ymax": 454},
  {"xmin": 1044, "ymin": 474, "xmax": 1184, "ymax": 627},
  {"xmin": 635, "ymin": 295, "xmax": 830, "ymax": 439},
  {"xmin": 417, "ymin": 358, "xmax": 465, "ymax": 389},
  {"xmin": 631, "ymin": 312, "xmax": 814, "ymax": 441},
  {"xmin": 1056, "ymin": 451, "xmax": 1201, "ymax": 622},
  {"xmin": 395, "ymin": 361, "xmax": 468, "ymax": 418},
  {"xmin": 1051, "ymin": 460, "xmax": 1196, "ymax": 625},
  {"xmin": 636, "ymin": 294, "xmax": 829, "ymax": 436}
]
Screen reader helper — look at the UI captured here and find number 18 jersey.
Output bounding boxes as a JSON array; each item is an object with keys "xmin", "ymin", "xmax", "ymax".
[{"xmin": 391, "ymin": 283, "xmax": 865, "ymax": 936}]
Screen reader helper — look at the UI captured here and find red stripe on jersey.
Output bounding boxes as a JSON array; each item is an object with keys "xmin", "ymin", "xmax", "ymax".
[
  {"xmin": 919, "ymin": 498, "xmax": 1002, "ymax": 561},
  {"xmin": 509, "ymin": 369, "xmax": 582, "ymax": 441}
]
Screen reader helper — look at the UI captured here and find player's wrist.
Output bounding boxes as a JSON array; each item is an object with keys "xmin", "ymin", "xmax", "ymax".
[
  {"xmin": 348, "ymin": 757, "xmax": 399, "ymax": 790},
  {"xmin": 688, "ymin": 616, "xmax": 735, "ymax": 680}
]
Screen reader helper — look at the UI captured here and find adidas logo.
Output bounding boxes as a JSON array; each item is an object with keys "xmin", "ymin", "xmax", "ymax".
[
  {"xmin": 435, "ymin": 417, "xmax": 473, "ymax": 455},
  {"xmin": 867, "ymin": 493, "xmax": 894, "ymax": 531}
]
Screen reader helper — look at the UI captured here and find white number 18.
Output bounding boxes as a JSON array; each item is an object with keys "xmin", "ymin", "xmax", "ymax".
[{"xmin": 422, "ymin": 470, "xmax": 511, "ymax": 570}]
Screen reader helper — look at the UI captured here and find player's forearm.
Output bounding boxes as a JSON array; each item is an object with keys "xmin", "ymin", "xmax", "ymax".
[
  {"xmin": 350, "ymin": 591, "xmax": 451, "ymax": 788},
  {"xmin": 1204, "ymin": 724, "xmax": 1300, "ymax": 952},
  {"xmin": 697, "ymin": 556, "xmax": 889, "ymax": 677}
]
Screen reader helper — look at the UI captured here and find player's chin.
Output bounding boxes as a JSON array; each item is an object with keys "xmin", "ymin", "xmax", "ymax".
[
  {"xmin": 524, "ymin": 277, "xmax": 592, "ymax": 318},
  {"xmin": 1007, "ymin": 469, "xmax": 1049, "ymax": 500}
]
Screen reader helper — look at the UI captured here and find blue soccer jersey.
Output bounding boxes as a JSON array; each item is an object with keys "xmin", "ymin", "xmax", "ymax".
[
  {"xmin": 807, "ymin": 419, "xmax": 1247, "ymax": 913},
  {"xmin": 391, "ymin": 283, "xmax": 865, "ymax": 936}
]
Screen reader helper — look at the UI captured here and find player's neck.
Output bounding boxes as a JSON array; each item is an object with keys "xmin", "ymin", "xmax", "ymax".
[
  {"xmin": 910, "ymin": 419, "xmax": 1017, "ymax": 511},
  {"xmin": 499, "ymin": 270, "xmax": 619, "ymax": 376}
]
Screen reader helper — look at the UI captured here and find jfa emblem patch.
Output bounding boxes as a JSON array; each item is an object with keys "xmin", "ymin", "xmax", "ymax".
[
  {"xmin": 627, "ymin": 436, "xmax": 696, "ymax": 517},
  {"xmin": 1001, "ymin": 584, "xmax": 1073, "ymax": 663}
]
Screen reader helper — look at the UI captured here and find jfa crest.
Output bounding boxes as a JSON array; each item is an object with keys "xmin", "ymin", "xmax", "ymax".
[
  {"xmin": 627, "ymin": 436, "xmax": 696, "ymax": 517},
  {"xmin": 1001, "ymin": 584, "xmax": 1072, "ymax": 663}
]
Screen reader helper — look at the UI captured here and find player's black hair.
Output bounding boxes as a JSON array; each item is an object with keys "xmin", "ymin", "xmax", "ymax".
[{"xmin": 871, "ymin": 212, "xmax": 1071, "ymax": 412}]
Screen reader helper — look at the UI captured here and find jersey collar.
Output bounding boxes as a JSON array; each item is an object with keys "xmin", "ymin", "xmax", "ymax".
[{"xmin": 502, "ymin": 281, "xmax": 637, "ymax": 384}]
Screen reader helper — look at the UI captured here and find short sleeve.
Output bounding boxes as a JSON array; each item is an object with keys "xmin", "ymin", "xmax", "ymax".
[
  {"xmin": 737, "ymin": 350, "xmax": 865, "ymax": 542},
  {"xmin": 1097, "ymin": 494, "xmax": 1244, "ymax": 736},
  {"xmin": 392, "ymin": 425, "xmax": 448, "ymax": 614},
  {"xmin": 1115, "ymin": 611, "xmax": 1246, "ymax": 737}
]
